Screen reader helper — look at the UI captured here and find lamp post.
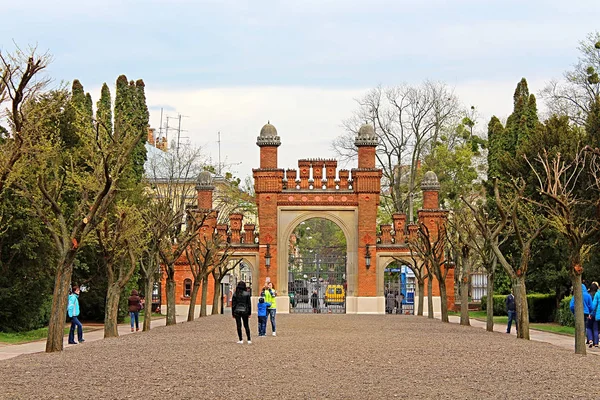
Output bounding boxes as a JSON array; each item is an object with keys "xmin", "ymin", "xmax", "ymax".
[{"xmin": 265, "ymin": 243, "xmax": 271, "ymax": 276}]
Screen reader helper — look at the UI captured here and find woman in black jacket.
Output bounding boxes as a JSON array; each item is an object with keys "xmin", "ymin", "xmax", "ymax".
[{"xmin": 232, "ymin": 281, "xmax": 252, "ymax": 344}]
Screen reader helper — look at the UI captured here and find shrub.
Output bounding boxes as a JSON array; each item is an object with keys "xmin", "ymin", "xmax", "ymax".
[
  {"xmin": 556, "ymin": 296, "xmax": 575, "ymax": 327},
  {"xmin": 480, "ymin": 295, "xmax": 508, "ymax": 316},
  {"xmin": 527, "ymin": 293, "xmax": 555, "ymax": 323},
  {"xmin": 481, "ymin": 293, "xmax": 556, "ymax": 322}
]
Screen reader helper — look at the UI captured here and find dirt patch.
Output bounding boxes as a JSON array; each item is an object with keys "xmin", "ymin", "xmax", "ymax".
[{"xmin": 0, "ymin": 315, "xmax": 599, "ymax": 399}]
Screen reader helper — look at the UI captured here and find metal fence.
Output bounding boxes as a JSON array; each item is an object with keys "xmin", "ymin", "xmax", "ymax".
[{"xmin": 288, "ymin": 255, "xmax": 347, "ymax": 314}]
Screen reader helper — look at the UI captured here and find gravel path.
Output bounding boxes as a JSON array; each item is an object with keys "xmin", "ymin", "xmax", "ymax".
[{"xmin": 1, "ymin": 314, "xmax": 599, "ymax": 399}]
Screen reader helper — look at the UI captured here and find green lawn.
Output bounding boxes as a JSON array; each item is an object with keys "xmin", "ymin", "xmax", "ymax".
[
  {"xmin": 0, "ymin": 326, "xmax": 96, "ymax": 345},
  {"xmin": 0, "ymin": 313, "xmax": 163, "ymax": 345},
  {"xmin": 451, "ymin": 310, "xmax": 576, "ymax": 336}
]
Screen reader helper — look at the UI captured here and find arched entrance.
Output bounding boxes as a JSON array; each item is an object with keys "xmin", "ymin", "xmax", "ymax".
[
  {"xmin": 275, "ymin": 208, "xmax": 360, "ymax": 312},
  {"xmin": 382, "ymin": 260, "xmax": 415, "ymax": 315},
  {"xmin": 287, "ymin": 217, "xmax": 347, "ymax": 313}
]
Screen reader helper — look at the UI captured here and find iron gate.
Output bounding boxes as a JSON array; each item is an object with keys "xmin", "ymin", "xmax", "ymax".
[
  {"xmin": 384, "ymin": 265, "xmax": 415, "ymax": 315},
  {"xmin": 288, "ymin": 254, "xmax": 347, "ymax": 314}
]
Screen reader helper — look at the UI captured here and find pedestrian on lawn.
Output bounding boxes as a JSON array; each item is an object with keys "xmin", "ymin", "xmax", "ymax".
[
  {"xmin": 67, "ymin": 285, "xmax": 84, "ymax": 345},
  {"xmin": 232, "ymin": 281, "xmax": 252, "ymax": 344},
  {"xmin": 128, "ymin": 289, "xmax": 142, "ymax": 332},
  {"xmin": 257, "ymin": 296, "xmax": 271, "ymax": 337},
  {"xmin": 589, "ymin": 282, "xmax": 600, "ymax": 348},
  {"xmin": 262, "ymin": 281, "xmax": 277, "ymax": 336},
  {"xmin": 505, "ymin": 290, "xmax": 517, "ymax": 334}
]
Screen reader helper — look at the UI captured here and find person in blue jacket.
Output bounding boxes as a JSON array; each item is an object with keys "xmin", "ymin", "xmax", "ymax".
[
  {"xmin": 256, "ymin": 296, "xmax": 271, "ymax": 337},
  {"xmin": 570, "ymin": 283, "xmax": 593, "ymax": 345},
  {"xmin": 67, "ymin": 286, "xmax": 84, "ymax": 345},
  {"xmin": 590, "ymin": 282, "xmax": 600, "ymax": 348}
]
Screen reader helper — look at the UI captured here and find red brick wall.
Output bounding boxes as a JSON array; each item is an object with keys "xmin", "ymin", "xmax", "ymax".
[{"xmin": 260, "ymin": 147, "xmax": 278, "ymax": 169}]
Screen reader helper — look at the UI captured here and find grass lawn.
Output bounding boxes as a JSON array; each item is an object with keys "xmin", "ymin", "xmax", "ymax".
[
  {"xmin": 0, "ymin": 326, "xmax": 96, "ymax": 345},
  {"xmin": 0, "ymin": 313, "xmax": 163, "ymax": 345},
  {"xmin": 123, "ymin": 313, "xmax": 164, "ymax": 326},
  {"xmin": 450, "ymin": 310, "xmax": 576, "ymax": 336}
]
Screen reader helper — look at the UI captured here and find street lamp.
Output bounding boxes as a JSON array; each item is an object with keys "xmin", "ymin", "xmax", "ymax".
[
  {"xmin": 265, "ymin": 243, "xmax": 271, "ymax": 274},
  {"xmin": 365, "ymin": 244, "xmax": 371, "ymax": 269}
]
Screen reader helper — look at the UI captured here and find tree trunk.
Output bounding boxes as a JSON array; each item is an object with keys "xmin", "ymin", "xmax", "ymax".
[
  {"xmin": 572, "ymin": 273, "xmax": 586, "ymax": 355},
  {"xmin": 460, "ymin": 274, "xmax": 470, "ymax": 326},
  {"xmin": 439, "ymin": 276, "xmax": 449, "ymax": 323},
  {"xmin": 166, "ymin": 275, "xmax": 176, "ymax": 326},
  {"xmin": 45, "ymin": 255, "xmax": 75, "ymax": 353},
  {"xmin": 143, "ymin": 274, "xmax": 154, "ymax": 332},
  {"xmin": 515, "ymin": 276, "xmax": 529, "ymax": 340},
  {"xmin": 200, "ymin": 275, "xmax": 209, "ymax": 317},
  {"xmin": 486, "ymin": 270, "xmax": 495, "ymax": 332},
  {"xmin": 427, "ymin": 275, "xmax": 434, "ymax": 319},
  {"xmin": 211, "ymin": 277, "xmax": 221, "ymax": 315},
  {"xmin": 104, "ymin": 283, "xmax": 121, "ymax": 338},
  {"xmin": 417, "ymin": 280, "xmax": 425, "ymax": 316},
  {"xmin": 187, "ymin": 280, "xmax": 201, "ymax": 321}
]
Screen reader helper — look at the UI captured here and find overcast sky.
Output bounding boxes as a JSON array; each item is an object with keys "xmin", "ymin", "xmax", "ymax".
[{"xmin": 2, "ymin": 0, "xmax": 599, "ymax": 180}]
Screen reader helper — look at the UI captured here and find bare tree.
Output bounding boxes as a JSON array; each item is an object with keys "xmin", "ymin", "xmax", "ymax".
[
  {"xmin": 210, "ymin": 257, "xmax": 243, "ymax": 315},
  {"xmin": 526, "ymin": 150, "xmax": 599, "ymax": 354},
  {"xmin": 540, "ymin": 32, "xmax": 600, "ymax": 125},
  {"xmin": 396, "ymin": 252, "xmax": 429, "ymax": 316},
  {"xmin": 488, "ymin": 180, "xmax": 547, "ymax": 340},
  {"xmin": 144, "ymin": 146, "xmax": 206, "ymax": 325},
  {"xmin": 97, "ymin": 204, "xmax": 146, "ymax": 338},
  {"xmin": 409, "ymin": 220, "xmax": 451, "ymax": 322},
  {"xmin": 0, "ymin": 46, "xmax": 50, "ymax": 195},
  {"xmin": 333, "ymin": 81, "xmax": 461, "ymax": 219},
  {"xmin": 461, "ymin": 192, "xmax": 510, "ymax": 332}
]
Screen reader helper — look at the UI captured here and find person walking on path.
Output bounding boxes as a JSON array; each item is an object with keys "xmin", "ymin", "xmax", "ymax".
[
  {"xmin": 505, "ymin": 290, "xmax": 517, "ymax": 334},
  {"xmin": 570, "ymin": 283, "xmax": 593, "ymax": 344},
  {"xmin": 232, "ymin": 281, "xmax": 252, "ymax": 344},
  {"xmin": 262, "ymin": 282, "xmax": 277, "ymax": 336},
  {"xmin": 67, "ymin": 286, "xmax": 84, "ymax": 345},
  {"xmin": 128, "ymin": 289, "xmax": 142, "ymax": 332},
  {"xmin": 256, "ymin": 296, "xmax": 271, "ymax": 337},
  {"xmin": 589, "ymin": 282, "xmax": 600, "ymax": 348}
]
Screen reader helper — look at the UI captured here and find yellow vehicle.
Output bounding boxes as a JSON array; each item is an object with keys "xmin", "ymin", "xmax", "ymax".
[{"xmin": 324, "ymin": 285, "xmax": 345, "ymax": 306}]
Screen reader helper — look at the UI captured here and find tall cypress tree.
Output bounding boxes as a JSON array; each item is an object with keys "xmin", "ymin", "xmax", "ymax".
[{"xmin": 96, "ymin": 83, "xmax": 112, "ymax": 139}]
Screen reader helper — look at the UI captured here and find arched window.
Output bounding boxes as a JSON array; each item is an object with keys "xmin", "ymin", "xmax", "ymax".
[{"xmin": 184, "ymin": 279, "xmax": 192, "ymax": 298}]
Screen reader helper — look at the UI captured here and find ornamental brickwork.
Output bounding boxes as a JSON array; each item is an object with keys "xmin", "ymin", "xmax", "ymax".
[{"xmin": 161, "ymin": 122, "xmax": 454, "ymax": 315}]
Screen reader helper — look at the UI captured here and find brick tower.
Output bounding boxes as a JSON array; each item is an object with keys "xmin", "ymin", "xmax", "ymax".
[{"xmin": 253, "ymin": 122, "xmax": 284, "ymax": 287}]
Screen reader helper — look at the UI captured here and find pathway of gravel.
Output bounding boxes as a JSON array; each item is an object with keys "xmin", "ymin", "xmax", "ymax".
[{"xmin": 1, "ymin": 314, "xmax": 599, "ymax": 399}]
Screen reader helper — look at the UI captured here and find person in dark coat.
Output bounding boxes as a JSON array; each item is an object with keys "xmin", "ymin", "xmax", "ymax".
[
  {"xmin": 505, "ymin": 290, "xmax": 517, "ymax": 334},
  {"xmin": 128, "ymin": 289, "xmax": 142, "ymax": 332},
  {"xmin": 232, "ymin": 281, "xmax": 252, "ymax": 344},
  {"xmin": 311, "ymin": 290, "xmax": 319, "ymax": 313}
]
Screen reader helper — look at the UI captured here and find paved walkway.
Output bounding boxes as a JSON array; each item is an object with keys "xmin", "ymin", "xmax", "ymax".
[
  {"xmin": 0, "ymin": 315, "xmax": 187, "ymax": 361},
  {"xmin": 0, "ymin": 313, "xmax": 591, "ymax": 361},
  {"xmin": 446, "ymin": 314, "xmax": 593, "ymax": 354}
]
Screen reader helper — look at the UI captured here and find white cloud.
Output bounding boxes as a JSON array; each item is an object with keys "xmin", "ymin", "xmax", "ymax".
[{"xmin": 144, "ymin": 78, "xmax": 551, "ymax": 181}]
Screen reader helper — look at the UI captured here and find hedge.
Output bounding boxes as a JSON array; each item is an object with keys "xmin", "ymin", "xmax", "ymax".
[
  {"xmin": 556, "ymin": 296, "xmax": 575, "ymax": 327},
  {"xmin": 481, "ymin": 293, "xmax": 556, "ymax": 323}
]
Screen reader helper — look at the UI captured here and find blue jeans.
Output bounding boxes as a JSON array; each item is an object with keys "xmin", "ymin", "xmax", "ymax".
[
  {"xmin": 268, "ymin": 308, "xmax": 276, "ymax": 333},
  {"xmin": 586, "ymin": 315, "xmax": 598, "ymax": 344},
  {"xmin": 506, "ymin": 310, "xmax": 517, "ymax": 333},
  {"xmin": 258, "ymin": 316, "xmax": 268, "ymax": 336},
  {"xmin": 130, "ymin": 311, "xmax": 139, "ymax": 330},
  {"xmin": 69, "ymin": 316, "xmax": 83, "ymax": 343}
]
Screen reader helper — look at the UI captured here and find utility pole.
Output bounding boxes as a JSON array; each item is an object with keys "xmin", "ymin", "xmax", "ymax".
[{"xmin": 218, "ymin": 131, "xmax": 221, "ymax": 175}]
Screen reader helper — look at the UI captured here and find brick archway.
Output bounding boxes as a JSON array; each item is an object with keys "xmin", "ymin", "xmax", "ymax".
[{"xmin": 276, "ymin": 208, "xmax": 358, "ymax": 311}]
